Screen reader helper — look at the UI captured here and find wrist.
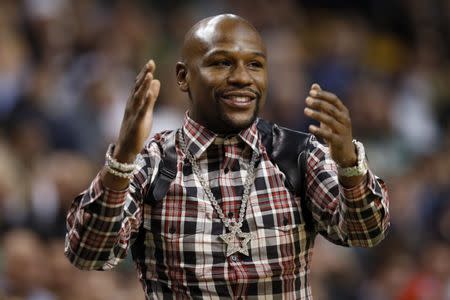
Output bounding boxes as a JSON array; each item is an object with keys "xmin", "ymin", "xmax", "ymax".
[
  {"xmin": 337, "ymin": 150, "xmax": 358, "ymax": 168},
  {"xmin": 336, "ymin": 140, "xmax": 368, "ymax": 177},
  {"xmin": 105, "ymin": 144, "xmax": 137, "ymax": 179},
  {"xmin": 113, "ymin": 144, "xmax": 138, "ymax": 163},
  {"xmin": 339, "ymin": 173, "xmax": 366, "ymax": 188}
]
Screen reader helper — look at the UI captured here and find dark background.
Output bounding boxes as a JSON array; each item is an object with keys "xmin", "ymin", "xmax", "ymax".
[{"xmin": 1, "ymin": 0, "xmax": 449, "ymax": 299}]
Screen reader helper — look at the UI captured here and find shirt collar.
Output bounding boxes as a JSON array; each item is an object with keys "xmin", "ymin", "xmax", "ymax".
[{"xmin": 182, "ymin": 112, "xmax": 260, "ymax": 159}]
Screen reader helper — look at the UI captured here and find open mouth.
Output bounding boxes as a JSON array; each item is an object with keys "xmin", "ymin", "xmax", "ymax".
[{"xmin": 220, "ymin": 91, "xmax": 257, "ymax": 108}]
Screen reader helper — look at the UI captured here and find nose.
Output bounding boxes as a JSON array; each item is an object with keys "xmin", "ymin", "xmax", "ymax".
[{"xmin": 227, "ymin": 62, "xmax": 252, "ymax": 86}]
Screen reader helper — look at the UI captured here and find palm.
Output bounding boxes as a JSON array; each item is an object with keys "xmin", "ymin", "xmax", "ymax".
[{"xmin": 115, "ymin": 60, "xmax": 160, "ymax": 161}]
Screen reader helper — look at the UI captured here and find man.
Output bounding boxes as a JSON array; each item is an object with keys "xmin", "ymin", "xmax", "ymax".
[{"xmin": 65, "ymin": 14, "xmax": 389, "ymax": 299}]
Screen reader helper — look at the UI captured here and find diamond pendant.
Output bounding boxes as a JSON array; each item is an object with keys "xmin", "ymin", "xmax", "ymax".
[{"xmin": 220, "ymin": 228, "xmax": 252, "ymax": 257}]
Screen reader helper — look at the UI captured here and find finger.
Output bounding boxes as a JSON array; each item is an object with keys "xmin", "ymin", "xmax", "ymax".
[
  {"xmin": 305, "ymin": 97, "xmax": 350, "ymax": 126},
  {"xmin": 309, "ymin": 89, "xmax": 347, "ymax": 112},
  {"xmin": 135, "ymin": 60, "xmax": 151, "ymax": 84},
  {"xmin": 309, "ymin": 125, "xmax": 338, "ymax": 145},
  {"xmin": 148, "ymin": 59, "xmax": 156, "ymax": 73},
  {"xmin": 304, "ymin": 107, "xmax": 345, "ymax": 133},
  {"xmin": 134, "ymin": 73, "xmax": 152, "ymax": 102},
  {"xmin": 311, "ymin": 83, "xmax": 321, "ymax": 91},
  {"xmin": 308, "ymin": 124, "xmax": 337, "ymax": 143},
  {"xmin": 139, "ymin": 79, "xmax": 161, "ymax": 119},
  {"xmin": 145, "ymin": 79, "xmax": 161, "ymax": 110},
  {"xmin": 135, "ymin": 59, "xmax": 155, "ymax": 87}
]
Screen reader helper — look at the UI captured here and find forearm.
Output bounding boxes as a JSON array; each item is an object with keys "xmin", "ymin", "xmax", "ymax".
[
  {"xmin": 64, "ymin": 174, "xmax": 131, "ymax": 270},
  {"xmin": 306, "ymin": 139, "xmax": 390, "ymax": 247},
  {"xmin": 101, "ymin": 144, "xmax": 138, "ymax": 190},
  {"xmin": 309, "ymin": 169, "xmax": 389, "ymax": 247},
  {"xmin": 65, "ymin": 59, "xmax": 160, "ymax": 269},
  {"xmin": 337, "ymin": 171, "xmax": 390, "ymax": 247},
  {"xmin": 65, "ymin": 140, "xmax": 157, "ymax": 270}
]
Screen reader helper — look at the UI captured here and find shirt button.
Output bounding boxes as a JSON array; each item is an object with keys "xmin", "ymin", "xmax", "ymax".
[
  {"xmin": 228, "ymin": 212, "xmax": 234, "ymax": 218},
  {"xmin": 230, "ymin": 255, "xmax": 238, "ymax": 262}
]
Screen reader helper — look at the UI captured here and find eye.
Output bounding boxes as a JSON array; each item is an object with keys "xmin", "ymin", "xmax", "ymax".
[
  {"xmin": 211, "ymin": 60, "xmax": 232, "ymax": 67},
  {"xmin": 248, "ymin": 61, "xmax": 264, "ymax": 69}
]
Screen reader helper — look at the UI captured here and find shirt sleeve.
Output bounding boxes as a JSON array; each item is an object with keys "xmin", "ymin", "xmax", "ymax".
[
  {"xmin": 64, "ymin": 142, "xmax": 161, "ymax": 270},
  {"xmin": 305, "ymin": 136, "xmax": 390, "ymax": 247}
]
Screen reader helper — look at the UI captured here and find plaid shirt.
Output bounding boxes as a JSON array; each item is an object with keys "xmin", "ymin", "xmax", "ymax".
[{"xmin": 65, "ymin": 115, "xmax": 389, "ymax": 299}]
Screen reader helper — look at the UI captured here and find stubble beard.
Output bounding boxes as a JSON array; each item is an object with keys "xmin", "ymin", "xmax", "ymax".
[{"xmin": 216, "ymin": 98, "xmax": 260, "ymax": 134}]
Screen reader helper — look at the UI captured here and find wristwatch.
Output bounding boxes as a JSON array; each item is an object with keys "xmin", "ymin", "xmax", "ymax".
[{"xmin": 337, "ymin": 140, "xmax": 368, "ymax": 177}]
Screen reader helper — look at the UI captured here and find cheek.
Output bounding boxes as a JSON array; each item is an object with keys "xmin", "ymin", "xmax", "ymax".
[
  {"xmin": 256, "ymin": 74, "xmax": 268, "ymax": 108},
  {"xmin": 198, "ymin": 69, "xmax": 224, "ymax": 84},
  {"xmin": 254, "ymin": 71, "xmax": 268, "ymax": 88}
]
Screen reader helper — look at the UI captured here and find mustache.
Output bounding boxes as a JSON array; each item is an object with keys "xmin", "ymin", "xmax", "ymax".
[{"xmin": 217, "ymin": 87, "xmax": 261, "ymax": 99}]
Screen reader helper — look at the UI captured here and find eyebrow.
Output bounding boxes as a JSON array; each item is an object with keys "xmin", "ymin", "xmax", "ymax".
[{"xmin": 205, "ymin": 49, "xmax": 266, "ymax": 59}]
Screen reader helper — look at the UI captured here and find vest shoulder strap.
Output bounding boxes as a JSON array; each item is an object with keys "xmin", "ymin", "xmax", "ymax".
[
  {"xmin": 144, "ymin": 120, "xmax": 313, "ymax": 229},
  {"xmin": 146, "ymin": 130, "xmax": 178, "ymax": 204}
]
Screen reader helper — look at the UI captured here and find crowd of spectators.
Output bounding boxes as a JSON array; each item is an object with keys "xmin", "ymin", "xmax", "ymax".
[{"xmin": 0, "ymin": 0, "xmax": 449, "ymax": 299}]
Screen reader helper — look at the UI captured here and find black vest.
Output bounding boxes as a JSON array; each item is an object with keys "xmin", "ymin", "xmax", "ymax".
[{"xmin": 144, "ymin": 119, "xmax": 314, "ymax": 230}]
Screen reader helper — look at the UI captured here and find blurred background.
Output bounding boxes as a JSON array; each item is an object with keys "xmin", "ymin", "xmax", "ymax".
[{"xmin": 0, "ymin": 0, "xmax": 449, "ymax": 299}]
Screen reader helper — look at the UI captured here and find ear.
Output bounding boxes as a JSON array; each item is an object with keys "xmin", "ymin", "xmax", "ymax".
[{"xmin": 176, "ymin": 62, "xmax": 189, "ymax": 92}]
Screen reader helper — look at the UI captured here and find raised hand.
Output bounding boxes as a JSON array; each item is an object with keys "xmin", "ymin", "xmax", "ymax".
[
  {"xmin": 100, "ymin": 59, "xmax": 160, "ymax": 189},
  {"xmin": 114, "ymin": 59, "xmax": 161, "ymax": 163},
  {"xmin": 304, "ymin": 83, "xmax": 357, "ymax": 168}
]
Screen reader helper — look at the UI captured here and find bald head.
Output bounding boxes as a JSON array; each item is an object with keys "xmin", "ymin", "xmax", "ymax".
[
  {"xmin": 181, "ymin": 14, "xmax": 265, "ymax": 63},
  {"xmin": 175, "ymin": 14, "xmax": 268, "ymax": 134}
]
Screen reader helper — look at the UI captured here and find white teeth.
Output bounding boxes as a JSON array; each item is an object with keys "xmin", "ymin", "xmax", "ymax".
[{"xmin": 227, "ymin": 96, "xmax": 251, "ymax": 102}]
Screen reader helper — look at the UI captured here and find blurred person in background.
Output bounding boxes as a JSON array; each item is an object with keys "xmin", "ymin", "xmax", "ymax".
[
  {"xmin": 65, "ymin": 14, "xmax": 389, "ymax": 299},
  {"xmin": 1, "ymin": 229, "xmax": 56, "ymax": 300},
  {"xmin": 1, "ymin": 0, "xmax": 449, "ymax": 299}
]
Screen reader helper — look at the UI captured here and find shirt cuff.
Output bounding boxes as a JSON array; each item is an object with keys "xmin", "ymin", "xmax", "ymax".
[{"xmin": 339, "ymin": 169, "xmax": 384, "ymax": 208}]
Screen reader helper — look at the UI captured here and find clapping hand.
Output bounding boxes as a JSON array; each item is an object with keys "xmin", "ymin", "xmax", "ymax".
[
  {"xmin": 114, "ymin": 59, "xmax": 161, "ymax": 163},
  {"xmin": 304, "ymin": 83, "xmax": 357, "ymax": 168}
]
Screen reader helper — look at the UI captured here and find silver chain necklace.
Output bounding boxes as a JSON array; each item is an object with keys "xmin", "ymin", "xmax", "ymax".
[{"xmin": 178, "ymin": 129, "xmax": 258, "ymax": 257}]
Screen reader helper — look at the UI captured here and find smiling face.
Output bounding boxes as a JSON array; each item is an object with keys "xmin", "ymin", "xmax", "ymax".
[{"xmin": 176, "ymin": 15, "xmax": 268, "ymax": 134}]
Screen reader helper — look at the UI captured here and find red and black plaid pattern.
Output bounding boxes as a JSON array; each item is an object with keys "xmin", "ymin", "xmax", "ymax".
[{"xmin": 65, "ymin": 115, "xmax": 389, "ymax": 299}]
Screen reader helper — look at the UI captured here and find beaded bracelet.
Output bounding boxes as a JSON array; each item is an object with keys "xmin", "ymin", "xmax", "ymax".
[
  {"xmin": 104, "ymin": 163, "xmax": 134, "ymax": 179},
  {"xmin": 105, "ymin": 144, "xmax": 136, "ymax": 172}
]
